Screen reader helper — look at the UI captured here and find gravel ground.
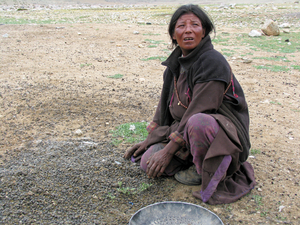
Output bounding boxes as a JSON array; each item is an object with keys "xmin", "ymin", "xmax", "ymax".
[{"xmin": 1, "ymin": 139, "xmax": 178, "ymax": 224}]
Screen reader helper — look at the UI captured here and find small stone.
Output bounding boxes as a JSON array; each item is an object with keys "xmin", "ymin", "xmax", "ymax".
[
  {"xmin": 279, "ymin": 23, "xmax": 290, "ymax": 28},
  {"xmin": 248, "ymin": 30, "xmax": 261, "ymax": 37},
  {"xmin": 133, "ymin": 31, "xmax": 139, "ymax": 34},
  {"xmin": 213, "ymin": 208, "xmax": 221, "ymax": 213},
  {"xmin": 257, "ymin": 187, "xmax": 262, "ymax": 192},
  {"xmin": 92, "ymin": 195, "xmax": 98, "ymax": 199},
  {"xmin": 75, "ymin": 129, "xmax": 83, "ymax": 136},
  {"xmin": 279, "ymin": 205, "xmax": 285, "ymax": 212},
  {"xmin": 282, "ymin": 29, "xmax": 290, "ymax": 33},
  {"xmin": 243, "ymin": 59, "xmax": 253, "ymax": 64},
  {"xmin": 27, "ymin": 191, "xmax": 34, "ymax": 196},
  {"xmin": 261, "ymin": 19, "xmax": 280, "ymax": 36}
]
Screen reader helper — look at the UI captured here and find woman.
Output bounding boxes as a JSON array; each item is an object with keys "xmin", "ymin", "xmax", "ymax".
[{"xmin": 124, "ymin": 4, "xmax": 255, "ymax": 205}]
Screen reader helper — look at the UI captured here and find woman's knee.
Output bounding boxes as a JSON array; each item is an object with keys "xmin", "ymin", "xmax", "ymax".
[{"xmin": 186, "ymin": 113, "xmax": 219, "ymax": 134}]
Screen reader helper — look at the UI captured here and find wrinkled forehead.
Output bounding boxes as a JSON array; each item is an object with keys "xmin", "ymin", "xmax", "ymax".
[{"xmin": 176, "ymin": 12, "xmax": 201, "ymax": 23}]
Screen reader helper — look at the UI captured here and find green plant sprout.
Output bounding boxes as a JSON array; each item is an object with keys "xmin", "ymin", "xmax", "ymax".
[
  {"xmin": 144, "ymin": 39, "xmax": 164, "ymax": 44},
  {"xmin": 141, "ymin": 56, "xmax": 167, "ymax": 61},
  {"xmin": 250, "ymin": 149, "xmax": 261, "ymax": 155},
  {"xmin": 253, "ymin": 195, "xmax": 263, "ymax": 206},
  {"xmin": 107, "ymin": 192, "xmax": 116, "ymax": 200},
  {"xmin": 117, "ymin": 182, "xmax": 152, "ymax": 195},
  {"xmin": 80, "ymin": 63, "xmax": 92, "ymax": 68},
  {"xmin": 110, "ymin": 122, "xmax": 148, "ymax": 146},
  {"xmin": 291, "ymin": 65, "xmax": 300, "ymax": 71},
  {"xmin": 108, "ymin": 74, "xmax": 123, "ymax": 79},
  {"xmin": 270, "ymin": 101, "xmax": 282, "ymax": 105},
  {"xmin": 143, "ymin": 33, "xmax": 161, "ymax": 36}
]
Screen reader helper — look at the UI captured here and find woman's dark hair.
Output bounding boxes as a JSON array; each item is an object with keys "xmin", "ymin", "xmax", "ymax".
[{"xmin": 168, "ymin": 4, "xmax": 215, "ymax": 47}]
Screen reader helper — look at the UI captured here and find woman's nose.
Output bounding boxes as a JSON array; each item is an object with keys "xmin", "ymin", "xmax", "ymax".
[{"xmin": 184, "ymin": 24, "xmax": 192, "ymax": 32}]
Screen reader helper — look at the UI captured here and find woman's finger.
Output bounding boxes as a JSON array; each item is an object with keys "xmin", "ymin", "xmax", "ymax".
[
  {"xmin": 151, "ymin": 165, "xmax": 162, "ymax": 178},
  {"xmin": 146, "ymin": 159, "xmax": 153, "ymax": 177},
  {"xmin": 133, "ymin": 145, "xmax": 146, "ymax": 157},
  {"xmin": 124, "ymin": 149, "xmax": 134, "ymax": 159},
  {"xmin": 124, "ymin": 144, "xmax": 139, "ymax": 159},
  {"xmin": 156, "ymin": 165, "xmax": 166, "ymax": 178},
  {"xmin": 147, "ymin": 160, "xmax": 161, "ymax": 178}
]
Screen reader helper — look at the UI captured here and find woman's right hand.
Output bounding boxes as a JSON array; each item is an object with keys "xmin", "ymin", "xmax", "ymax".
[{"xmin": 124, "ymin": 140, "xmax": 148, "ymax": 160}]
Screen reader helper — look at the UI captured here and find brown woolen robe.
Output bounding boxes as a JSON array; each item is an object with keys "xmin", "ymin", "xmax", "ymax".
[{"xmin": 143, "ymin": 35, "xmax": 255, "ymax": 204}]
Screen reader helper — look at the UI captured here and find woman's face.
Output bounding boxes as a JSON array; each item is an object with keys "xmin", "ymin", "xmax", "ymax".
[{"xmin": 172, "ymin": 13, "xmax": 205, "ymax": 56}]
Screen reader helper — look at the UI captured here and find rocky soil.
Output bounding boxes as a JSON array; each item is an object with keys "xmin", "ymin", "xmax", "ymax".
[{"xmin": 0, "ymin": 1, "xmax": 300, "ymax": 224}]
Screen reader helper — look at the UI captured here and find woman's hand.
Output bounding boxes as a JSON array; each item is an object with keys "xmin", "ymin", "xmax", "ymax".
[
  {"xmin": 146, "ymin": 140, "xmax": 180, "ymax": 178},
  {"xmin": 146, "ymin": 148, "xmax": 173, "ymax": 178},
  {"xmin": 124, "ymin": 140, "xmax": 148, "ymax": 160}
]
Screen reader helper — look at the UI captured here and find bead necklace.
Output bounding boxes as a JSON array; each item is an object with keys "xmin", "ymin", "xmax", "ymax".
[{"xmin": 174, "ymin": 76, "xmax": 188, "ymax": 109}]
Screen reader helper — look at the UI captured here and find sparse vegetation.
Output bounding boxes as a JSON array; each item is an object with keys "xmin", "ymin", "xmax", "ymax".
[
  {"xmin": 110, "ymin": 122, "xmax": 148, "ymax": 146},
  {"xmin": 250, "ymin": 149, "xmax": 261, "ymax": 155},
  {"xmin": 253, "ymin": 195, "xmax": 263, "ymax": 206},
  {"xmin": 252, "ymin": 56, "xmax": 290, "ymax": 62},
  {"xmin": 270, "ymin": 101, "xmax": 282, "ymax": 105},
  {"xmin": 117, "ymin": 182, "xmax": 152, "ymax": 195},
  {"xmin": 141, "ymin": 56, "xmax": 167, "ymax": 61},
  {"xmin": 241, "ymin": 33, "xmax": 300, "ymax": 53},
  {"xmin": 80, "ymin": 63, "xmax": 93, "ymax": 68},
  {"xmin": 108, "ymin": 74, "xmax": 123, "ymax": 79},
  {"xmin": 144, "ymin": 39, "xmax": 165, "ymax": 45},
  {"xmin": 292, "ymin": 65, "xmax": 300, "ymax": 71},
  {"xmin": 253, "ymin": 65, "xmax": 290, "ymax": 72}
]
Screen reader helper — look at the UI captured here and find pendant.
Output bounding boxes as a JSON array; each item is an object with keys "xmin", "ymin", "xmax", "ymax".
[{"xmin": 178, "ymin": 102, "xmax": 180, "ymax": 106}]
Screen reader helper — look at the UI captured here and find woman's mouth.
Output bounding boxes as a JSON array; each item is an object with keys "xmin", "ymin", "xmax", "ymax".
[{"xmin": 184, "ymin": 37, "xmax": 194, "ymax": 41}]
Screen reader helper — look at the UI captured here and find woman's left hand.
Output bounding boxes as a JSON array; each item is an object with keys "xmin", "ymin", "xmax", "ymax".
[{"xmin": 146, "ymin": 147, "xmax": 173, "ymax": 178}]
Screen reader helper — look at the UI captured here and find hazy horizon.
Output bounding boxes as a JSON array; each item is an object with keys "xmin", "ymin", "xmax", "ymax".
[{"xmin": 1, "ymin": 0, "xmax": 296, "ymax": 6}]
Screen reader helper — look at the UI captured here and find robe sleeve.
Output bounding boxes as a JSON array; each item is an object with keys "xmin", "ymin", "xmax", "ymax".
[{"xmin": 144, "ymin": 97, "xmax": 177, "ymax": 146}]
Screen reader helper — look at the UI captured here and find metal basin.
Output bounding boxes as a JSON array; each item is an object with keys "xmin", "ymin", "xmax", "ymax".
[{"xmin": 129, "ymin": 201, "xmax": 224, "ymax": 225}]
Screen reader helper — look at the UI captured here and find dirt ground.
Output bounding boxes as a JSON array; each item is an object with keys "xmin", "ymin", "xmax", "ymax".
[{"xmin": 1, "ymin": 1, "xmax": 300, "ymax": 224}]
